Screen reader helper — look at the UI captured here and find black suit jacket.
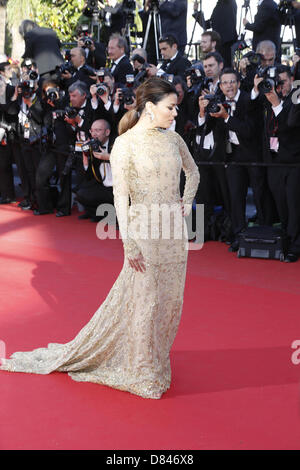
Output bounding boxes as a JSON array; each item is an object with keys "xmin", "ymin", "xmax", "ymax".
[
  {"xmin": 161, "ymin": 53, "xmax": 191, "ymax": 79},
  {"xmin": 111, "ymin": 56, "xmax": 134, "ymax": 87},
  {"xmin": 23, "ymin": 27, "xmax": 64, "ymax": 75},
  {"xmin": 210, "ymin": 0, "xmax": 237, "ymax": 45},
  {"xmin": 140, "ymin": 0, "xmax": 188, "ymax": 49},
  {"xmin": 196, "ymin": 90, "xmax": 260, "ymax": 163},
  {"xmin": 245, "ymin": 0, "xmax": 281, "ymax": 53}
]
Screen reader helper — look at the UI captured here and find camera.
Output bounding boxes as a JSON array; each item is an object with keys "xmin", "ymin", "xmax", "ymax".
[
  {"xmin": 204, "ymin": 94, "xmax": 231, "ymax": 114},
  {"xmin": 82, "ymin": 138, "xmax": 104, "ymax": 154},
  {"xmin": 45, "ymin": 87, "xmax": 61, "ymax": 103},
  {"xmin": 18, "ymin": 78, "xmax": 36, "ymax": 98},
  {"xmin": 96, "ymin": 67, "xmax": 106, "ymax": 82},
  {"xmin": 185, "ymin": 63, "xmax": 212, "ymax": 97},
  {"xmin": 83, "ymin": 37, "xmax": 94, "ymax": 48},
  {"xmin": 84, "ymin": 0, "xmax": 100, "ymax": 18},
  {"xmin": 118, "ymin": 74, "xmax": 135, "ymax": 105},
  {"xmin": 148, "ymin": 0, "xmax": 160, "ymax": 10},
  {"xmin": 95, "ymin": 83, "xmax": 109, "ymax": 97},
  {"xmin": 0, "ymin": 122, "xmax": 13, "ymax": 142},
  {"xmin": 52, "ymin": 106, "xmax": 78, "ymax": 120},
  {"xmin": 57, "ymin": 61, "xmax": 76, "ymax": 75},
  {"xmin": 132, "ymin": 54, "xmax": 149, "ymax": 85},
  {"xmin": 257, "ymin": 66, "xmax": 282, "ymax": 94},
  {"xmin": 243, "ymin": 51, "xmax": 263, "ymax": 68}
]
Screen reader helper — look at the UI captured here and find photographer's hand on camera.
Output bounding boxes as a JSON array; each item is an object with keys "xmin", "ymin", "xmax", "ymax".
[
  {"xmin": 253, "ymin": 74, "xmax": 264, "ymax": 95},
  {"xmin": 264, "ymin": 86, "xmax": 281, "ymax": 108},
  {"xmin": 124, "ymin": 95, "xmax": 136, "ymax": 111},
  {"xmin": 209, "ymin": 104, "xmax": 229, "ymax": 120},
  {"xmin": 198, "ymin": 95, "xmax": 209, "ymax": 118}
]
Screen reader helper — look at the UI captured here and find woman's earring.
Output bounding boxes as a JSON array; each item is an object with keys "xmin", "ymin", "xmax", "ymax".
[{"xmin": 146, "ymin": 110, "xmax": 154, "ymax": 122}]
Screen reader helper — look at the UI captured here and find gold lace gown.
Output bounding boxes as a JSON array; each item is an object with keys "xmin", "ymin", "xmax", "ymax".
[{"xmin": 0, "ymin": 128, "xmax": 199, "ymax": 399}]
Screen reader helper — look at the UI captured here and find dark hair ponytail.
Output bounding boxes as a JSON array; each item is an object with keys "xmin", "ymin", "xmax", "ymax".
[{"xmin": 118, "ymin": 77, "xmax": 178, "ymax": 135}]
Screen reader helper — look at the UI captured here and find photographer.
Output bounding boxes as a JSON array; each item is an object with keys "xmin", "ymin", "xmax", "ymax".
[
  {"xmin": 203, "ymin": 68, "xmax": 266, "ymax": 251},
  {"xmin": 146, "ymin": 34, "xmax": 191, "ymax": 80},
  {"xmin": 90, "ymin": 70, "xmax": 128, "ymax": 134},
  {"xmin": 239, "ymin": 40, "xmax": 278, "ymax": 92},
  {"xmin": 140, "ymin": 0, "xmax": 188, "ymax": 63},
  {"xmin": 207, "ymin": 0, "xmax": 237, "ymax": 67},
  {"xmin": 243, "ymin": 0, "xmax": 281, "ymax": 62},
  {"xmin": 75, "ymin": 119, "xmax": 115, "ymax": 222},
  {"xmin": 76, "ymin": 24, "xmax": 107, "ymax": 69},
  {"xmin": 107, "ymin": 33, "xmax": 134, "ymax": 86},
  {"xmin": 0, "ymin": 64, "xmax": 17, "ymax": 204},
  {"xmin": 19, "ymin": 19, "xmax": 64, "ymax": 82},
  {"xmin": 34, "ymin": 80, "xmax": 74, "ymax": 216},
  {"xmin": 60, "ymin": 47, "xmax": 97, "ymax": 90},
  {"xmin": 16, "ymin": 71, "xmax": 45, "ymax": 210},
  {"xmin": 252, "ymin": 65, "xmax": 300, "ymax": 261}
]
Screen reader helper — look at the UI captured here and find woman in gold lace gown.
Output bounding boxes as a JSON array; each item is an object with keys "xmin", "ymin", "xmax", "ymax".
[{"xmin": 0, "ymin": 77, "xmax": 199, "ymax": 399}]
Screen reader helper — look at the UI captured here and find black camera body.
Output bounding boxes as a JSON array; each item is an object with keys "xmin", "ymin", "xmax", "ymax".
[
  {"xmin": 46, "ymin": 87, "xmax": 60, "ymax": 103},
  {"xmin": 19, "ymin": 79, "xmax": 36, "ymax": 98},
  {"xmin": 95, "ymin": 83, "xmax": 109, "ymax": 97},
  {"xmin": 83, "ymin": 37, "xmax": 94, "ymax": 48},
  {"xmin": 0, "ymin": 122, "xmax": 13, "ymax": 143},
  {"xmin": 57, "ymin": 61, "xmax": 76, "ymax": 75},
  {"xmin": 118, "ymin": 74, "xmax": 135, "ymax": 105},
  {"xmin": 82, "ymin": 138, "xmax": 104, "ymax": 154},
  {"xmin": 243, "ymin": 51, "xmax": 263, "ymax": 68},
  {"xmin": 257, "ymin": 66, "xmax": 281, "ymax": 94},
  {"xmin": 52, "ymin": 106, "xmax": 78, "ymax": 120},
  {"xmin": 204, "ymin": 94, "xmax": 229, "ymax": 114},
  {"xmin": 185, "ymin": 63, "xmax": 212, "ymax": 97}
]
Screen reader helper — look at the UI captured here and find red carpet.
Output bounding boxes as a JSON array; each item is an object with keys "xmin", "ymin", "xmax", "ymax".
[{"xmin": 0, "ymin": 202, "xmax": 300, "ymax": 450}]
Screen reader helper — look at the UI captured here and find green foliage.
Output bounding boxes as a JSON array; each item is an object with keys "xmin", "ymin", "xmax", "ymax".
[{"xmin": 35, "ymin": 0, "xmax": 85, "ymax": 42}]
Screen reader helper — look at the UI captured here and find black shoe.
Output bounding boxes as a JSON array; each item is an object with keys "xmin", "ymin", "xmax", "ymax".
[
  {"xmin": 33, "ymin": 209, "xmax": 54, "ymax": 216},
  {"xmin": 228, "ymin": 239, "xmax": 239, "ymax": 253},
  {"xmin": 56, "ymin": 211, "xmax": 68, "ymax": 217},
  {"xmin": 20, "ymin": 203, "xmax": 32, "ymax": 210},
  {"xmin": 78, "ymin": 212, "xmax": 91, "ymax": 220},
  {"xmin": 18, "ymin": 199, "xmax": 30, "ymax": 208},
  {"xmin": 284, "ymin": 253, "xmax": 298, "ymax": 263}
]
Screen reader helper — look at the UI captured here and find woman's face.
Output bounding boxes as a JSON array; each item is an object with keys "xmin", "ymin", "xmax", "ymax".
[{"xmin": 151, "ymin": 93, "xmax": 178, "ymax": 128}]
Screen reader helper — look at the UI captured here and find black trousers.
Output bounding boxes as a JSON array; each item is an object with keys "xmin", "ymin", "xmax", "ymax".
[
  {"xmin": 226, "ymin": 147, "xmax": 267, "ymax": 236},
  {"xmin": 12, "ymin": 141, "xmax": 31, "ymax": 202},
  {"xmin": 194, "ymin": 149, "xmax": 231, "ymax": 216},
  {"xmin": 21, "ymin": 142, "xmax": 42, "ymax": 207},
  {"xmin": 268, "ymin": 165, "xmax": 300, "ymax": 255},
  {"xmin": 36, "ymin": 149, "xmax": 72, "ymax": 214},
  {"xmin": 0, "ymin": 143, "xmax": 15, "ymax": 200},
  {"xmin": 75, "ymin": 179, "xmax": 114, "ymax": 218}
]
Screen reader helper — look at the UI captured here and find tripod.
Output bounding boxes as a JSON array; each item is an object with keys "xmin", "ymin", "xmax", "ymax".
[
  {"xmin": 232, "ymin": 0, "xmax": 253, "ymax": 68},
  {"xmin": 280, "ymin": 6, "xmax": 297, "ymax": 53},
  {"xmin": 186, "ymin": 0, "xmax": 205, "ymax": 60},
  {"xmin": 123, "ymin": 11, "xmax": 138, "ymax": 53},
  {"xmin": 143, "ymin": 5, "xmax": 162, "ymax": 63},
  {"xmin": 91, "ymin": 15, "xmax": 102, "ymax": 43}
]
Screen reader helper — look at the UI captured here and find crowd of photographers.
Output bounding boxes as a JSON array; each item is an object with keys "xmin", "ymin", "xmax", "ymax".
[{"xmin": 1, "ymin": 4, "xmax": 300, "ymax": 261}]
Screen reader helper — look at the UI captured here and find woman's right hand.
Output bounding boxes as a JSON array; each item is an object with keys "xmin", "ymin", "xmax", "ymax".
[{"xmin": 128, "ymin": 252, "xmax": 146, "ymax": 273}]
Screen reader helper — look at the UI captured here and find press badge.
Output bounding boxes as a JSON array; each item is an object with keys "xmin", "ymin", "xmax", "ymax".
[
  {"xmin": 24, "ymin": 121, "xmax": 30, "ymax": 139},
  {"xmin": 270, "ymin": 137, "xmax": 279, "ymax": 152},
  {"xmin": 75, "ymin": 141, "xmax": 83, "ymax": 152}
]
